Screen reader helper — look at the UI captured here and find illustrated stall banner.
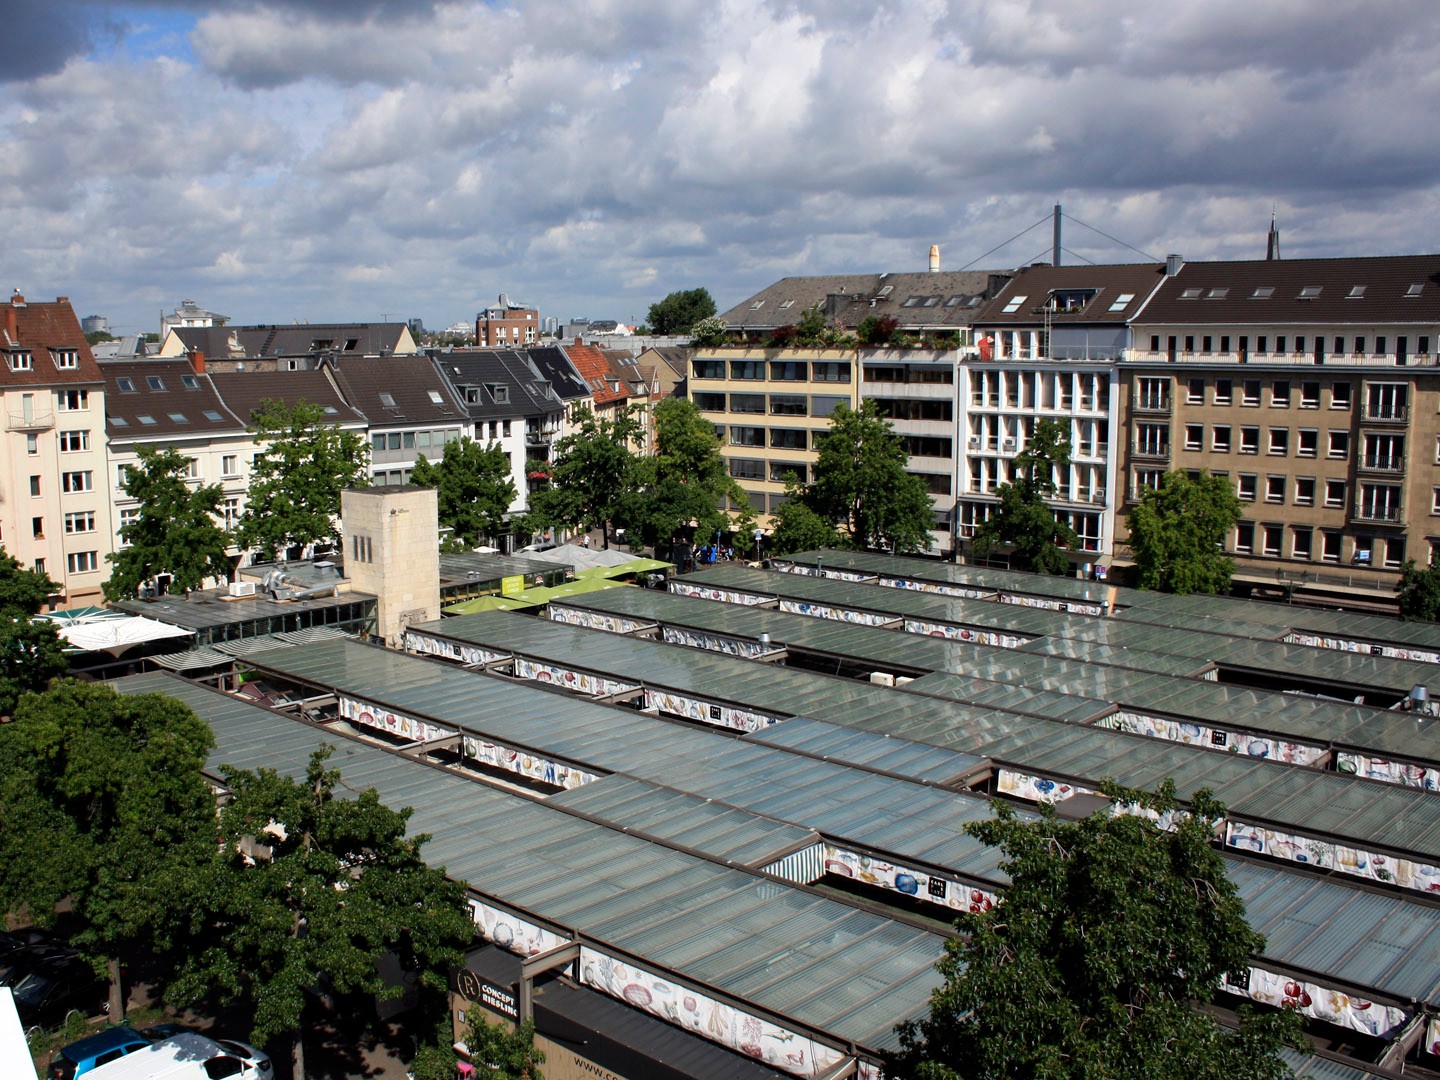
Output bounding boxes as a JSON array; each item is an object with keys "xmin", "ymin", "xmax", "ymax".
[
  {"xmin": 1225, "ymin": 822, "xmax": 1440, "ymax": 895},
  {"xmin": 669, "ymin": 581, "xmax": 773, "ymax": 605},
  {"xmin": 645, "ymin": 688, "xmax": 783, "ymax": 733},
  {"xmin": 468, "ymin": 898, "xmax": 567, "ymax": 958},
  {"xmin": 1427, "ymin": 1016, "xmax": 1440, "ymax": 1059},
  {"xmin": 876, "ymin": 575, "xmax": 994, "ymax": 600},
  {"xmin": 998, "ymin": 592, "xmax": 1106, "ymax": 617},
  {"xmin": 460, "ymin": 735, "xmax": 598, "ymax": 790},
  {"xmin": 1221, "ymin": 967, "xmax": 1408, "ymax": 1040},
  {"xmin": 548, "ymin": 604, "xmax": 655, "ymax": 635},
  {"xmin": 661, "ymin": 626, "xmax": 774, "ymax": 659},
  {"xmin": 809, "ymin": 843, "xmax": 999, "ymax": 916},
  {"xmin": 1097, "ymin": 711, "xmax": 1327, "ymax": 766},
  {"xmin": 997, "ymin": 769, "xmax": 1093, "ymax": 805},
  {"xmin": 405, "ymin": 630, "xmax": 507, "ymax": 667},
  {"xmin": 903, "ymin": 618, "xmax": 1030, "ymax": 648},
  {"xmin": 513, "ymin": 658, "xmax": 638, "ymax": 698},
  {"xmin": 1284, "ymin": 631, "xmax": 1440, "ymax": 666},
  {"xmin": 776, "ymin": 599, "xmax": 902, "ymax": 626},
  {"xmin": 577, "ymin": 946, "xmax": 850, "ymax": 1079},
  {"xmin": 772, "ymin": 562, "xmax": 875, "ymax": 583},
  {"xmin": 339, "ymin": 695, "xmax": 452, "ymax": 744},
  {"xmin": 1336, "ymin": 751, "xmax": 1440, "ymax": 791}
]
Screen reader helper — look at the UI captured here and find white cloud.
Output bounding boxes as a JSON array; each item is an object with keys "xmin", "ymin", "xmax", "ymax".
[{"xmin": 0, "ymin": 0, "xmax": 1437, "ymax": 332}]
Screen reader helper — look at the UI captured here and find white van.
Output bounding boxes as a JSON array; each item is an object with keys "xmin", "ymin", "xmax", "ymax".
[{"xmin": 84, "ymin": 1033, "xmax": 262, "ymax": 1080}]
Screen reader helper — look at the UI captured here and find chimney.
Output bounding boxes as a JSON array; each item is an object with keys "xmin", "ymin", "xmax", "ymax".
[
  {"xmin": 1165, "ymin": 254, "xmax": 1184, "ymax": 277},
  {"xmin": 189, "ymin": 349, "xmax": 206, "ymax": 375},
  {"xmin": 929, "ymin": 244, "xmax": 940, "ymax": 273}
]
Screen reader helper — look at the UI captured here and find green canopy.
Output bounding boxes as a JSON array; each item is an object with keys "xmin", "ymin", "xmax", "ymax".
[
  {"xmin": 525, "ymin": 578, "xmax": 636, "ymax": 602},
  {"xmin": 595, "ymin": 557, "xmax": 674, "ymax": 578},
  {"xmin": 443, "ymin": 594, "xmax": 544, "ymax": 615}
]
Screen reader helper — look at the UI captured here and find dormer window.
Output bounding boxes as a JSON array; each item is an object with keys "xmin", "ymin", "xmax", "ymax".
[
  {"xmin": 9, "ymin": 351, "xmax": 32, "ymax": 371},
  {"xmin": 1048, "ymin": 289, "xmax": 1096, "ymax": 313},
  {"xmin": 52, "ymin": 349, "xmax": 79, "ymax": 369},
  {"xmin": 486, "ymin": 383, "xmax": 509, "ymax": 403}
]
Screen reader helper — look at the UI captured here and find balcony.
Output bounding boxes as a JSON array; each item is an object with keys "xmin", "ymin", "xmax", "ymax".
[
  {"xmin": 1361, "ymin": 406, "xmax": 1409, "ymax": 425},
  {"xmin": 525, "ymin": 426, "xmax": 557, "ymax": 447},
  {"xmin": 1132, "ymin": 397, "xmax": 1171, "ymax": 416},
  {"xmin": 7, "ymin": 410, "xmax": 55, "ymax": 432},
  {"xmin": 1351, "ymin": 503, "xmax": 1404, "ymax": 526},
  {"xmin": 1356, "ymin": 455, "xmax": 1405, "ymax": 475}
]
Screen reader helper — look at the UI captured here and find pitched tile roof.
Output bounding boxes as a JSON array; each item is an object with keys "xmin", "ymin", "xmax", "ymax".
[
  {"xmin": 435, "ymin": 349, "xmax": 562, "ymax": 420},
  {"xmin": 169, "ymin": 322, "xmax": 416, "ymax": 359},
  {"xmin": 0, "ymin": 294, "xmax": 104, "ymax": 388},
  {"xmin": 972, "ymin": 262, "xmax": 1167, "ymax": 327},
  {"xmin": 525, "ymin": 345, "xmax": 591, "ymax": 401},
  {"xmin": 1135, "ymin": 254, "xmax": 1440, "ymax": 325},
  {"xmin": 329, "ymin": 355, "xmax": 466, "ymax": 427},
  {"xmin": 210, "ymin": 369, "xmax": 367, "ymax": 426},
  {"xmin": 719, "ymin": 270, "xmax": 1008, "ymax": 331},
  {"xmin": 564, "ymin": 343, "xmax": 629, "ymax": 405},
  {"xmin": 102, "ymin": 359, "xmax": 246, "ymax": 440}
]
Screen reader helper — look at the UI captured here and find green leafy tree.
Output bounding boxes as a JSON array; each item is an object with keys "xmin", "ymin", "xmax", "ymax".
[
  {"xmin": 0, "ymin": 681, "xmax": 216, "ymax": 1016},
  {"xmin": 1397, "ymin": 559, "xmax": 1440, "ymax": 621},
  {"xmin": 1127, "ymin": 470, "xmax": 1242, "ymax": 595},
  {"xmin": 690, "ymin": 316, "xmax": 728, "ymax": 347},
  {"xmin": 625, "ymin": 398, "xmax": 745, "ymax": 547},
  {"xmin": 802, "ymin": 400, "xmax": 934, "ymax": 554},
  {"xmin": 647, "ymin": 288, "xmax": 717, "ymax": 335},
  {"xmin": 462, "ymin": 1010, "xmax": 545, "ymax": 1079},
  {"xmin": 972, "ymin": 418, "xmax": 1077, "ymax": 575},
  {"xmin": 899, "ymin": 781, "xmax": 1303, "ymax": 1080},
  {"xmin": 164, "ymin": 746, "xmax": 472, "ymax": 1080},
  {"xmin": 411, "ymin": 437, "xmax": 518, "ymax": 552},
  {"xmin": 0, "ymin": 547, "xmax": 66, "ymax": 716},
  {"xmin": 857, "ymin": 315, "xmax": 900, "ymax": 346},
  {"xmin": 796, "ymin": 304, "xmax": 828, "ymax": 345},
  {"xmin": 235, "ymin": 399, "xmax": 370, "ymax": 560},
  {"xmin": 104, "ymin": 445, "xmax": 234, "ymax": 600},
  {"xmin": 528, "ymin": 405, "xmax": 642, "ymax": 548},
  {"xmin": 768, "ymin": 476, "xmax": 843, "ymax": 556}
]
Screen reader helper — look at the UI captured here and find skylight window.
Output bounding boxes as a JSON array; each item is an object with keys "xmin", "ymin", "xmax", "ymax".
[
  {"xmin": 1108, "ymin": 293, "xmax": 1135, "ymax": 312},
  {"xmin": 1001, "ymin": 295, "xmax": 1027, "ymax": 313},
  {"xmin": 902, "ymin": 296, "xmax": 923, "ymax": 307},
  {"xmin": 110, "ymin": 416, "xmax": 128, "ymax": 427},
  {"xmin": 182, "ymin": 375, "xmax": 200, "ymax": 389},
  {"xmin": 749, "ymin": 300, "xmax": 765, "ymax": 310},
  {"xmin": 379, "ymin": 392, "xmax": 397, "ymax": 408},
  {"xmin": 922, "ymin": 295, "xmax": 941, "ymax": 307},
  {"xmin": 1179, "ymin": 288, "xmax": 1203, "ymax": 299},
  {"xmin": 1205, "ymin": 288, "xmax": 1229, "ymax": 299},
  {"xmin": 877, "ymin": 285, "xmax": 894, "ymax": 297},
  {"xmin": 137, "ymin": 414, "xmax": 157, "ymax": 425},
  {"xmin": 1298, "ymin": 285, "xmax": 1322, "ymax": 299},
  {"xmin": 778, "ymin": 300, "xmax": 795, "ymax": 310},
  {"xmin": 117, "ymin": 377, "xmax": 136, "ymax": 392},
  {"xmin": 1406, "ymin": 283, "xmax": 1424, "ymax": 297},
  {"xmin": 146, "ymin": 376, "xmax": 166, "ymax": 390},
  {"xmin": 1346, "ymin": 285, "xmax": 1366, "ymax": 298},
  {"xmin": 427, "ymin": 390, "xmax": 444, "ymax": 405},
  {"xmin": 168, "ymin": 412, "xmax": 187, "ymax": 423},
  {"xmin": 945, "ymin": 295, "xmax": 967, "ymax": 307},
  {"xmin": 323, "ymin": 406, "xmax": 339, "ymax": 415},
  {"xmin": 1250, "ymin": 287, "xmax": 1275, "ymax": 299},
  {"xmin": 203, "ymin": 410, "xmax": 223, "ymax": 421}
]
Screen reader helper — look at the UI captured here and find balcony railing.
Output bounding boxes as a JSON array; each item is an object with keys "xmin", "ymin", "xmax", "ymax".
[
  {"xmin": 1352, "ymin": 503, "xmax": 1404, "ymax": 525},
  {"xmin": 7, "ymin": 410, "xmax": 55, "ymax": 432},
  {"xmin": 1357, "ymin": 455, "xmax": 1405, "ymax": 474},
  {"xmin": 1361, "ymin": 406, "xmax": 1409, "ymax": 424},
  {"xmin": 1132, "ymin": 444, "xmax": 1170, "ymax": 461},
  {"xmin": 1133, "ymin": 397, "xmax": 1171, "ymax": 415}
]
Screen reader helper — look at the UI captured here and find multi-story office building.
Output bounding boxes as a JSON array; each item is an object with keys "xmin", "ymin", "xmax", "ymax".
[
  {"xmin": 1119, "ymin": 254, "xmax": 1440, "ymax": 603},
  {"xmin": 476, "ymin": 295, "xmax": 540, "ymax": 348},
  {"xmin": 1, "ymin": 294, "xmax": 111, "ymax": 606}
]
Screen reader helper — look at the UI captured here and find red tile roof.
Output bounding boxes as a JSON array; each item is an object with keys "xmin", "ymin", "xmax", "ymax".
[
  {"xmin": 564, "ymin": 343, "xmax": 629, "ymax": 406},
  {"xmin": 0, "ymin": 294, "xmax": 104, "ymax": 388}
]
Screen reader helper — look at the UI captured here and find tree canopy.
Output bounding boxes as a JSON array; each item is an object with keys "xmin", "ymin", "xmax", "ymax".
[
  {"xmin": 0, "ymin": 547, "xmax": 67, "ymax": 717},
  {"xmin": 624, "ymin": 398, "xmax": 746, "ymax": 547},
  {"xmin": 972, "ymin": 418, "xmax": 1077, "ymax": 575},
  {"xmin": 104, "ymin": 445, "xmax": 234, "ymax": 600},
  {"xmin": 0, "ymin": 680, "xmax": 217, "ymax": 1015},
  {"xmin": 900, "ymin": 781, "xmax": 1302, "ymax": 1080},
  {"xmin": 164, "ymin": 746, "xmax": 472, "ymax": 1079},
  {"xmin": 410, "ymin": 436, "xmax": 518, "ymax": 552},
  {"xmin": 1126, "ymin": 470, "xmax": 1242, "ymax": 595},
  {"xmin": 1397, "ymin": 559, "xmax": 1440, "ymax": 621},
  {"xmin": 235, "ymin": 399, "xmax": 370, "ymax": 560},
  {"xmin": 792, "ymin": 400, "xmax": 934, "ymax": 554},
  {"xmin": 768, "ymin": 476, "xmax": 843, "ymax": 556},
  {"xmin": 528, "ymin": 405, "xmax": 642, "ymax": 547},
  {"xmin": 647, "ymin": 288, "xmax": 717, "ymax": 335}
]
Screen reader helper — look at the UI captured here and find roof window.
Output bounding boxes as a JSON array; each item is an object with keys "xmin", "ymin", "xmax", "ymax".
[
  {"xmin": 203, "ymin": 410, "xmax": 223, "ymax": 421},
  {"xmin": 147, "ymin": 376, "xmax": 165, "ymax": 390},
  {"xmin": 182, "ymin": 375, "xmax": 200, "ymax": 389},
  {"xmin": 1001, "ymin": 295, "xmax": 1027, "ymax": 313},
  {"xmin": 1406, "ymin": 283, "xmax": 1424, "ymax": 297},
  {"xmin": 137, "ymin": 414, "xmax": 157, "ymax": 425},
  {"xmin": 168, "ymin": 412, "xmax": 187, "ymax": 423},
  {"xmin": 1205, "ymin": 287, "xmax": 1229, "ymax": 299},
  {"xmin": 1346, "ymin": 285, "xmax": 1366, "ymax": 299},
  {"xmin": 1250, "ymin": 287, "xmax": 1275, "ymax": 299},
  {"xmin": 427, "ymin": 390, "xmax": 444, "ymax": 405},
  {"xmin": 1298, "ymin": 285, "xmax": 1322, "ymax": 299},
  {"xmin": 1107, "ymin": 293, "xmax": 1135, "ymax": 312},
  {"xmin": 117, "ymin": 377, "xmax": 136, "ymax": 393},
  {"xmin": 379, "ymin": 392, "xmax": 397, "ymax": 408},
  {"xmin": 1179, "ymin": 288, "xmax": 1203, "ymax": 299}
]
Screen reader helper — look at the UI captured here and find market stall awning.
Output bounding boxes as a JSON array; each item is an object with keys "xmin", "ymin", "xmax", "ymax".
[{"xmin": 444, "ymin": 594, "xmax": 544, "ymax": 615}]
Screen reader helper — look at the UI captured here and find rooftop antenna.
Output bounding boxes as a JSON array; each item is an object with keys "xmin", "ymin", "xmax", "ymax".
[{"xmin": 1053, "ymin": 204, "xmax": 1062, "ymax": 266}]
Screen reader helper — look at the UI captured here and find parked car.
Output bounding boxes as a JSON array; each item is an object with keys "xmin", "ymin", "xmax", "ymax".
[
  {"xmin": 212, "ymin": 1039, "xmax": 273, "ymax": 1077},
  {"xmin": 85, "ymin": 1032, "xmax": 264, "ymax": 1079},
  {"xmin": 48, "ymin": 1026, "xmax": 149, "ymax": 1079},
  {"xmin": 9, "ymin": 952, "xmax": 108, "ymax": 1032},
  {"xmin": 0, "ymin": 943, "xmax": 76, "ymax": 986}
]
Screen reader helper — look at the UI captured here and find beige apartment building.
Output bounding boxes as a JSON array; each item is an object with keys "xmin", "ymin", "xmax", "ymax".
[
  {"xmin": 0, "ymin": 294, "xmax": 111, "ymax": 607},
  {"xmin": 1119, "ymin": 254, "xmax": 1440, "ymax": 603}
]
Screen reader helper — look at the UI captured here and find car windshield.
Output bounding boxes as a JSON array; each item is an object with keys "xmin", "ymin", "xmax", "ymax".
[{"xmin": 10, "ymin": 969, "xmax": 54, "ymax": 1004}]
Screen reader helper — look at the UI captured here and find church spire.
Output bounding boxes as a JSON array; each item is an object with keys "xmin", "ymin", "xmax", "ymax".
[{"xmin": 1266, "ymin": 205, "xmax": 1281, "ymax": 261}]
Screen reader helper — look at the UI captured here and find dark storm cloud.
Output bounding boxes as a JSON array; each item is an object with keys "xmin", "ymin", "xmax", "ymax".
[{"xmin": 0, "ymin": 1, "xmax": 92, "ymax": 82}]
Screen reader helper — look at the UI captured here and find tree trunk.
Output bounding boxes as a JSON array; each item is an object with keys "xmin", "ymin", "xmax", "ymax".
[
  {"xmin": 107, "ymin": 955, "xmax": 124, "ymax": 1019},
  {"xmin": 290, "ymin": 1027, "xmax": 305, "ymax": 1080}
]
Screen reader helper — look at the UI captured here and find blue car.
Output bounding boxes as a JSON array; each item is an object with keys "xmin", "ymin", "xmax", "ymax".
[{"xmin": 47, "ymin": 1026, "xmax": 148, "ymax": 1079}]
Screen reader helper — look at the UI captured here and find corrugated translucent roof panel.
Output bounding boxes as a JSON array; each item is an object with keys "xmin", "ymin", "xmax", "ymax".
[
  {"xmin": 745, "ymin": 716, "xmax": 985, "ymax": 785},
  {"xmin": 110, "ymin": 671, "xmax": 946, "ymax": 1053}
]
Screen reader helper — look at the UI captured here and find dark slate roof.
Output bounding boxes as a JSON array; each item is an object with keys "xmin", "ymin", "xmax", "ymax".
[
  {"xmin": 102, "ymin": 359, "xmax": 246, "ymax": 440},
  {"xmin": 719, "ymin": 270, "xmax": 1009, "ymax": 331},
  {"xmin": 0, "ymin": 295, "xmax": 104, "ymax": 389},
  {"xmin": 1134, "ymin": 254, "xmax": 1440, "ymax": 325},
  {"xmin": 210, "ymin": 369, "xmax": 367, "ymax": 426},
  {"xmin": 329, "ymin": 355, "xmax": 467, "ymax": 428},
  {"xmin": 971, "ymin": 262, "xmax": 1167, "ymax": 327},
  {"xmin": 434, "ymin": 349, "xmax": 561, "ymax": 421},
  {"xmin": 526, "ymin": 345, "xmax": 591, "ymax": 401},
  {"xmin": 170, "ymin": 322, "xmax": 415, "ymax": 359}
]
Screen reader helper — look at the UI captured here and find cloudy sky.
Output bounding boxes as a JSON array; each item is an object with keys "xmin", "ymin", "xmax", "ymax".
[{"xmin": 3, "ymin": 0, "xmax": 1439, "ymax": 336}]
